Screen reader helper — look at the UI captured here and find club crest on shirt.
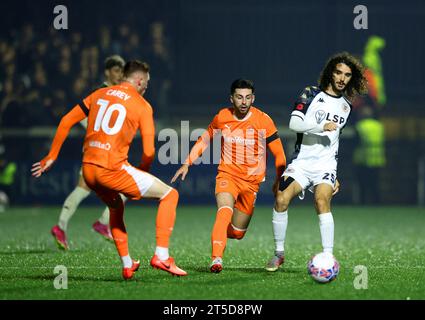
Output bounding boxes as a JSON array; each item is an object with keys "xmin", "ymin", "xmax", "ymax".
[
  {"xmin": 315, "ymin": 110, "xmax": 326, "ymax": 124},
  {"xmin": 342, "ymin": 104, "xmax": 350, "ymax": 113},
  {"xmin": 220, "ymin": 180, "xmax": 229, "ymax": 188}
]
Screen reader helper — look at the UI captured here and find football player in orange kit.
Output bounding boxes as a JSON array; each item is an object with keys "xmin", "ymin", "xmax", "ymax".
[
  {"xmin": 172, "ymin": 79, "xmax": 286, "ymax": 273},
  {"xmin": 32, "ymin": 60, "xmax": 187, "ymax": 280},
  {"xmin": 51, "ymin": 54, "xmax": 126, "ymax": 250}
]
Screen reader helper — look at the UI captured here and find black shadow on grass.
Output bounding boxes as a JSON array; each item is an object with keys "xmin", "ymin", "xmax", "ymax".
[
  {"xmin": 185, "ymin": 266, "xmax": 210, "ymax": 273},
  {"xmin": 0, "ymin": 249, "xmax": 57, "ymax": 255},
  {"xmin": 1, "ymin": 274, "xmax": 56, "ymax": 281},
  {"xmin": 225, "ymin": 267, "xmax": 273, "ymax": 273},
  {"xmin": 66, "ymin": 275, "xmax": 128, "ymax": 282},
  {"xmin": 190, "ymin": 266, "xmax": 304, "ymax": 274},
  {"xmin": 276, "ymin": 267, "xmax": 304, "ymax": 274},
  {"xmin": 0, "ymin": 273, "xmax": 126, "ymax": 283}
]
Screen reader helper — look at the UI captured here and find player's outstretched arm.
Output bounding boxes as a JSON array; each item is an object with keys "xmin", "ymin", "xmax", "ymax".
[
  {"xmin": 289, "ymin": 115, "xmax": 322, "ymax": 133},
  {"xmin": 138, "ymin": 103, "xmax": 156, "ymax": 172},
  {"xmin": 171, "ymin": 164, "xmax": 189, "ymax": 183},
  {"xmin": 267, "ymin": 138, "xmax": 286, "ymax": 196},
  {"xmin": 31, "ymin": 105, "xmax": 86, "ymax": 178}
]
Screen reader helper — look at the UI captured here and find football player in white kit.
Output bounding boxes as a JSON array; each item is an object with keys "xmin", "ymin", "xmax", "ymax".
[{"xmin": 266, "ymin": 52, "xmax": 368, "ymax": 271}]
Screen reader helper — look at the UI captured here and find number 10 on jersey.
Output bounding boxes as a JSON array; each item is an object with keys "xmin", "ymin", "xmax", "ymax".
[{"xmin": 94, "ymin": 99, "xmax": 127, "ymax": 135}]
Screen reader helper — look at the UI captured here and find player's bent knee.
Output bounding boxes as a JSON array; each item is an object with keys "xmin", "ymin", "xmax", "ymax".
[
  {"xmin": 160, "ymin": 187, "xmax": 179, "ymax": 201},
  {"xmin": 107, "ymin": 194, "xmax": 124, "ymax": 209},
  {"xmin": 275, "ymin": 203, "xmax": 288, "ymax": 213},
  {"xmin": 227, "ymin": 224, "xmax": 246, "ymax": 240},
  {"xmin": 275, "ymin": 194, "xmax": 289, "ymax": 212},
  {"xmin": 315, "ymin": 197, "xmax": 330, "ymax": 212}
]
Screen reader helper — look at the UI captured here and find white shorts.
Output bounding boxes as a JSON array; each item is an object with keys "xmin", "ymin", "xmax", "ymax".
[{"xmin": 282, "ymin": 162, "xmax": 337, "ymax": 199}]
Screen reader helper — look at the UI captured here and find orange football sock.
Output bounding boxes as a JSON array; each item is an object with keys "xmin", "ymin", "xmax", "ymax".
[
  {"xmin": 211, "ymin": 206, "xmax": 233, "ymax": 258},
  {"xmin": 109, "ymin": 201, "xmax": 128, "ymax": 257},
  {"xmin": 156, "ymin": 188, "xmax": 179, "ymax": 248}
]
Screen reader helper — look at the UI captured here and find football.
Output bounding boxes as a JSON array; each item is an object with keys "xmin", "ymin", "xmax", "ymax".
[{"xmin": 307, "ymin": 252, "xmax": 339, "ymax": 283}]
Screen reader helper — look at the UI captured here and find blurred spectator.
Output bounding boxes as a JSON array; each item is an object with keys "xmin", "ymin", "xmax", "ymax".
[
  {"xmin": 1, "ymin": 77, "xmax": 27, "ymax": 127},
  {"xmin": 99, "ymin": 26, "xmax": 113, "ymax": 60},
  {"xmin": 0, "ymin": 142, "xmax": 16, "ymax": 209},
  {"xmin": 353, "ymin": 106, "xmax": 386, "ymax": 205},
  {"xmin": 351, "ymin": 35, "xmax": 387, "ymax": 205},
  {"xmin": 26, "ymin": 62, "xmax": 57, "ymax": 125},
  {"xmin": 363, "ymin": 35, "xmax": 386, "ymax": 107},
  {"xmin": 145, "ymin": 21, "xmax": 174, "ymax": 121},
  {"xmin": 15, "ymin": 24, "xmax": 35, "ymax": 74},
  {"xmin": 0, "ymin": 15, "xmax": 174, "ymax": 129}
]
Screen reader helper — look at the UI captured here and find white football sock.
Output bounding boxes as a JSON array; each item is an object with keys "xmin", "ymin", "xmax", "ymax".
[
  {"xmin": 58, "ymin": 186, "xmax": 90, "ymax": 230},
  {"xmin": 98, "ymin": 194, "xmax": 128, "ymax": 225},
  {"xmin": 272, "ymin": 208, "xmax": 288, "ymax": 253},
  {"xmin": 98, "ymin": 207, "xmax": 110, "ymax": 225},
  {"xmin": 121, "ymin": 255, "xmax": 133, "ymax": 268},
  {"xmin": 318, "ymin": 212, "xmax": 334, "ymax": 254},
  {"xmin": 155, "ymin": 246, "xmax": 169, "ymax": 261}
]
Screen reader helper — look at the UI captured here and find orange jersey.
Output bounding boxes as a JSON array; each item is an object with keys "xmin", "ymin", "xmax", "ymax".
[
  {"xmin": 186, "ymin": 106, "xmax": 286, "ymax": 184},
  {"xmin": 81, "ymin": 82, "xmax": 155, "ymax": 170},
  {"xmin": 42, "ymin": 82, "xmax": 155, "ymax": 172}
]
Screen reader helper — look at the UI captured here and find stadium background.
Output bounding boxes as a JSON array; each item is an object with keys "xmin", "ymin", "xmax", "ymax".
[{"xmin": 1, "ymin": 0, "xmax": 425, "ymax": 207}]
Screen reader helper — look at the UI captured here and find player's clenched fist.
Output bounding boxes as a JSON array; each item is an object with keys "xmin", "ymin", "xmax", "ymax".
[
  {"xmin": 323, "ymin": 122, "xmax": 338, "ymax": 131},
  {"xmin": 333, "ymin": 179, "xmax": 340, "ymax": 195}
]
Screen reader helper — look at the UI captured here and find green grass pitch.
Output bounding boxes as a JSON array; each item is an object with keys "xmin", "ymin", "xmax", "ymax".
[{"xmin": 0, "ymin": 205, "xmax": 424, "ymax": 300}]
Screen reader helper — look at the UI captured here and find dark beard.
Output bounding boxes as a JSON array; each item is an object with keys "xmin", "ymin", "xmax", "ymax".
[{"xmin": 331, "ymin": 81, "xmax": 344, "ymax": 95}]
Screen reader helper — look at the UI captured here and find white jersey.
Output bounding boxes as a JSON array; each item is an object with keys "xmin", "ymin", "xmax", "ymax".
[{"xmin": 289, "ymin": 86, "xmax": 351, "ymax": 171}]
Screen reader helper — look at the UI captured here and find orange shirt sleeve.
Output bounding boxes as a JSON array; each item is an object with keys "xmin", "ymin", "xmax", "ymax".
[
  {"xmin": 184, "ymin": 114, "xmax": 219, "ymax": 165},
  {"xmin": 41, "ymin": 104, "xmax": 87, "ymax": 167},
  {"xmin": 80, "ymin": 94, "xmax": 92, "ymax": 116},
  {"xmin": 264, "ymin": 114, "xmax": 286, "ymax": 177},
  {"xmin": 138, "ymin": 103, "xmax": 156, "ymax": 172},
  {"xmin": 268, "ymin": 138, "xmax": 286, "ymax": 178}
]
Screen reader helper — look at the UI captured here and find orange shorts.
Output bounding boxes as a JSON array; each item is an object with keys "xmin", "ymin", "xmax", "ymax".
[
  {"xmin": 215, "ymin": 171, "xmax": 259, "ymax": 215},
  {"xmin": 82, "ymin": 162, "xmax": 155, "ymax": 205}
]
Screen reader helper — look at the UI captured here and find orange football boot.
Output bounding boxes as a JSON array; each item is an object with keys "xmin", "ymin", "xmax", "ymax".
[
  {"xmin": 150, "ymin": 255, "xmax": 187, "ymax": 276},
  {"xmin": 122, "ymin": 259, "xmax": 140, "ymax": 280}
]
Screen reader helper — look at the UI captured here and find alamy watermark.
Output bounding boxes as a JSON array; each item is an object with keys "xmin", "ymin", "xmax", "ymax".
[
  {"xmin": 53, "ymin": 265, "xmax": 68, "ymax": 289},
  {"xmin": 353, "ymin": 5, "xmax": 368, "ymax": 29},
  {"xmin": 157, "ymin": 121, "xmax": 268, "ymax": 175},
  {"xmin": 53, "ymin": 5, "xmax": 68, "ymax": 30},
  {"xmin": 353, "ymin": 265, "xmax": 368, "ymax": 289},
  {"xmin": 86, "ymin": 120, "xmax": 269, "ymax": 172},
  {"xmin": 156, "ymin": 121, "xmax": 267, "ymax": 168},
  {"xmin": 53, "ymin": 4, "xmax": 367, "ymax": 31}
]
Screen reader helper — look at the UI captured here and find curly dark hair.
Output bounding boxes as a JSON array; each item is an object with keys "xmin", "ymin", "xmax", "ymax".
[{"xmin": 318, "ymin": 52, "xmax": 368, "ymax": 100}]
